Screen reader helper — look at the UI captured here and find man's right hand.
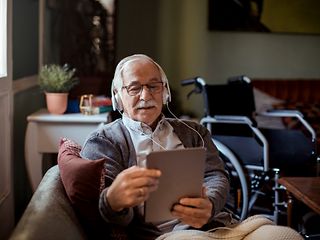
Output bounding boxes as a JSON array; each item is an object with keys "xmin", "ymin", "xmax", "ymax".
[{"xmin": 106, "ymin": 166, "xmax": 161, "ymax": 212}]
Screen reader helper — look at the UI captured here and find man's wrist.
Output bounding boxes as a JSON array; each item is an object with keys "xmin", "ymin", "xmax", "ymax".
[{"xmin": 105, "ymin": 189, "xmax": 124, "ymax": 212}]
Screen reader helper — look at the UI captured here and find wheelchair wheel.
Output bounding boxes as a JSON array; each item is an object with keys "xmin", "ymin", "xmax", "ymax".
[{"xmin": 212, "ymin": 139, "xmax": 249, "ymax": 221}]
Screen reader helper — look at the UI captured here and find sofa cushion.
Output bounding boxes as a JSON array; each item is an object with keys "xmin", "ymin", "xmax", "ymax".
[{"xmin": 57, "ymin": 138, "xmax": 106, "ymax": 236}]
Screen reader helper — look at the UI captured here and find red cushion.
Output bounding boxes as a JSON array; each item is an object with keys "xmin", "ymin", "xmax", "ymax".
[{"xmin": 57, "ymin": 138, "xmax": 106, "ymax": 233}]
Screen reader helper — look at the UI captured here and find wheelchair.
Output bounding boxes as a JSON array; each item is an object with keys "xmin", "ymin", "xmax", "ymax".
[{"xmin": 181, "ymin": 76, "xmax": 318, "ymax": 223}]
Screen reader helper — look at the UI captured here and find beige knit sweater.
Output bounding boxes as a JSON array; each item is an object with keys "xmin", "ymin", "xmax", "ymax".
[{"xmin": 156, "ymin": 215, "xmax": 303, "ymax": 240}]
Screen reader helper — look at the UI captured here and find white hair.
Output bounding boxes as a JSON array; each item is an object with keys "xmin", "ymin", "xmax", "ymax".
[{"xmin": 111, "ymin": 54, "xmax": 171, "ymax": 111}]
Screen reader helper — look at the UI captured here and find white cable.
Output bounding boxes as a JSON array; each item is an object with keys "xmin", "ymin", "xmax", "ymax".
[
  {"xmin": 140, "ymin": 132, "xmax": 168, "ymax": 151},
  {"xmin": 166, "ymin": 103, "xmax": 205, "ymax": 148}
]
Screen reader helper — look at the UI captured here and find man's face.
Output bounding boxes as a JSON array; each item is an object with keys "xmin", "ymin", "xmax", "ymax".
[{"xmin": 121, "ymin": 59, "xmax": 164, "ymax": 128}]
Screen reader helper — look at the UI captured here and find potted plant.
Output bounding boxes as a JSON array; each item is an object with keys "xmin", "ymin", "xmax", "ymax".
[{"xmin": 39, "ymin": 64, "xmax": 79, "ymax": 114}]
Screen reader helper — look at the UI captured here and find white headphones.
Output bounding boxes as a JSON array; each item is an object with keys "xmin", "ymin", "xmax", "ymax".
[{"xmin": 111, "ymin": 54, "xmax": 171, "ymax": 111}]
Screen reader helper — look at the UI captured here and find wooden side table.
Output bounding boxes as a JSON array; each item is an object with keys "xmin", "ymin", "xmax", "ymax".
[
  {"xmin": 278, "ymin": 177, "xmax": 320, "ymax": 227},
  {"xmin": 25, "ymin": 109, "xmax": 111, "ymax": 191}
]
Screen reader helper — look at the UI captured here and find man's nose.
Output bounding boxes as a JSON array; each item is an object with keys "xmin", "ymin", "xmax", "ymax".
[{"xmin": 140, "ymin": 86, "xmax": 152, "ymax": 101}]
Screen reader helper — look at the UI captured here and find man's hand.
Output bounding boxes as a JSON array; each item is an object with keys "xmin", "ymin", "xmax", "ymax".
[
  {"xmin": 106, "ymin": 166, "xmax": 161, "ymax": 212},
  {"xmin": 171, "ymin": 187, "xmax": 213, "ymax": 228}
]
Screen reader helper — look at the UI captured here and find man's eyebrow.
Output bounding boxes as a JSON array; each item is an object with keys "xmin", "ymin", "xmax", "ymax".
[
  {"xmin": 149, "ymin": 78, "xmax": 162, "ymax": 83},
  {"xmin": 125, "ymin": 78, "xmax": 162, "ymax": 86},
  {"xmin": 123, "ymin": 80, "xmax": 140, "ymax": 86}
]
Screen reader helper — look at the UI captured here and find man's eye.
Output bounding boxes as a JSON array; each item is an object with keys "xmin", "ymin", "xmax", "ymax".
[
  {"xmin": 148, "ymin": 85, "xmax": 157, "ymax": 90},
  {"xmin": 128, "ymin": 85, "xmax": 141, "ymax": 91}
]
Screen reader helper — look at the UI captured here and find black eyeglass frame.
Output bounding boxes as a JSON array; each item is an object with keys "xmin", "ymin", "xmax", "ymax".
[{"xmin": 122, "ymin": 81, "xmax": 164, "ymax": 96}]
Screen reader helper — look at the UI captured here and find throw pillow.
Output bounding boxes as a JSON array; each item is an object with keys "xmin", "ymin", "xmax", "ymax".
[
  {"xmin": 57, "ymin": 138, "xmax": 106, "ymax": 236},
  {"xmin": 253, "ymin": 88, "xmax": 285, "ymax": 129}
]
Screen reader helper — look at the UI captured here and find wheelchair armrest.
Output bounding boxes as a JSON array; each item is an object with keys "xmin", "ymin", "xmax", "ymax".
[
  {"xmin": 201, "ymin": 115, "xmax": 270, "ymax": 171},
  {"xmin": 258, "ymin": 109, "xmax": 304, "ymax": 118},
  {"xmin": 202, "ymin": 115, "xmax": 254, "ymax": 125},
  {"xmin": 257, "ymin": 110, "xmax": 316, "ymax": 140}
]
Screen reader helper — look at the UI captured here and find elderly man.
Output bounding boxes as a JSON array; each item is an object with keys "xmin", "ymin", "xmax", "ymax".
[{"xmin": 80, "ymin": 54, "xmax": 231, "ymax": 238}]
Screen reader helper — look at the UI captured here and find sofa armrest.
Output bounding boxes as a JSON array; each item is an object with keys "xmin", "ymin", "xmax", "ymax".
[{"xmin": 10, "ymin": 165, "xmax": 87, "ymax": 240}]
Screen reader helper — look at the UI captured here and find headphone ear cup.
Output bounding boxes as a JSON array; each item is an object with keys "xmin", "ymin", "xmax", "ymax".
[
  {"xmin": 162, "ymin": 89, "xmax": 168, "ymax": 104},
  {"xmin": 162, "ymin": 87, "xmax": 170, "ymax": 104},
  {"xmin": 115, "ymin": 93, "xmax": 123, "ymax": 111}
]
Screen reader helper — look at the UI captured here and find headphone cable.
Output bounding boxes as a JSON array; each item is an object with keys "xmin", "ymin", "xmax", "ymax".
[{"xmin": 165, "ymin": 103, "xmax": 205, "ymax": 148}]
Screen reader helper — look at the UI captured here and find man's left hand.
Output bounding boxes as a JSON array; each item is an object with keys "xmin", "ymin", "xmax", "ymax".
[{"xmin": 171, "ymin": 187, "xmax": 213, "ymax": 229}]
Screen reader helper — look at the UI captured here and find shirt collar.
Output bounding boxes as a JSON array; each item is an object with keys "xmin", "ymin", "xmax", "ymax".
[{"xmin": 122, "ymin": 114, "xmax": 166, "ymax": 135}]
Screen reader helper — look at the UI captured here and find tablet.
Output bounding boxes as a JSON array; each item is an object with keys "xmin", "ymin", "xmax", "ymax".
[{"xmin": 144, "ymin": 147, "xmax": 206, "ymax": 222}]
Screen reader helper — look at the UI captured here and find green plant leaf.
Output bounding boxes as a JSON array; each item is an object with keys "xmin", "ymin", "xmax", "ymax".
[{"xmin": 38, "ymin": 64, "xmax": 79, "ymax": 93}]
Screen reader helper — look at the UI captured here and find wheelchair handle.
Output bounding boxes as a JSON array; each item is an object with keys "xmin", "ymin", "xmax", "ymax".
[
  {"xmin": 181, "ymin": 78, "xmax": 196, "ymax": 86},
  {"xmin": 181, "ymin": 77, "xmax": 206, "ymax": 87},
  {"xmin": 181, "ymin": 77, "xmax": 207, "ymax": 100},
  {"xmin": 227, "ymin": 75, "xmax": 251, "ymax": 84}
]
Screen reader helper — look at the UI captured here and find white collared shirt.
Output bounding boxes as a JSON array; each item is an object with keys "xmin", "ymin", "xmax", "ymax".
[{"xmin": 122, "ymin": 114, "xmax": 185, "ymax": 167}]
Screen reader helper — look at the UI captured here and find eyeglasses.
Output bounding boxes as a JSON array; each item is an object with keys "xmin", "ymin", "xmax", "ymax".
[{"xmin": 122, "ymin": 81, "xmax": 164, "ymax": 96}]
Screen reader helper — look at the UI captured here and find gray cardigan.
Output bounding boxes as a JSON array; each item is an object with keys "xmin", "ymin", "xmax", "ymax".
[{"xmin": 80, "ymin": 118, "xmax": 230, "ymax": 234}]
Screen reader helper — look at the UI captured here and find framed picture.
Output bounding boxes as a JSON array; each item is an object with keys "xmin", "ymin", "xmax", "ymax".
[{"xmin": 208, "ymin": 0, "xmax": 320, "ymax": 34}]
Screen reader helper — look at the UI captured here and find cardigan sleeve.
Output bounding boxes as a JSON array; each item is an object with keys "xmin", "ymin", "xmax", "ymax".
[{"xmin": 201, "ymin": 125, "xmax": 230, "ymax": 217}]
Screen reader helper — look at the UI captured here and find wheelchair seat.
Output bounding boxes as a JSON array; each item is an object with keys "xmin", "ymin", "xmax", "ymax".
[
  {"xmin": 215, "ymin": 128, "xmax": 315, "ymax": 176},
  {"xmin": 260, "ymin": 128, "xmax": 315, "ymax": 174}
]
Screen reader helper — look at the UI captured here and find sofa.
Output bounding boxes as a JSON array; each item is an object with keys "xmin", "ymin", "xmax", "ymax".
[
  {"xmin": 9, "ymin": 165, "xmax": 87, "ymax": 240},
  {"xmin": 252, "ymin": 79, "xmax": 320, "ymax": 148}
]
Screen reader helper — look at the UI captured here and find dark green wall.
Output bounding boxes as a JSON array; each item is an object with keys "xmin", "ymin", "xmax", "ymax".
[
  {"xmin": 115, "ymin": 0, "xmax": 160, "ymax": 60},
  {"xmin": 13, "ymin": 87, "xmax": 45, "ymax": 221},
  {"xmin": 12, "ymin": 0, "xmax": 44, "ymax": 221},
  {"xmin": 12, "ymin": 0, "xmax": 39, "ymax": 80}
]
